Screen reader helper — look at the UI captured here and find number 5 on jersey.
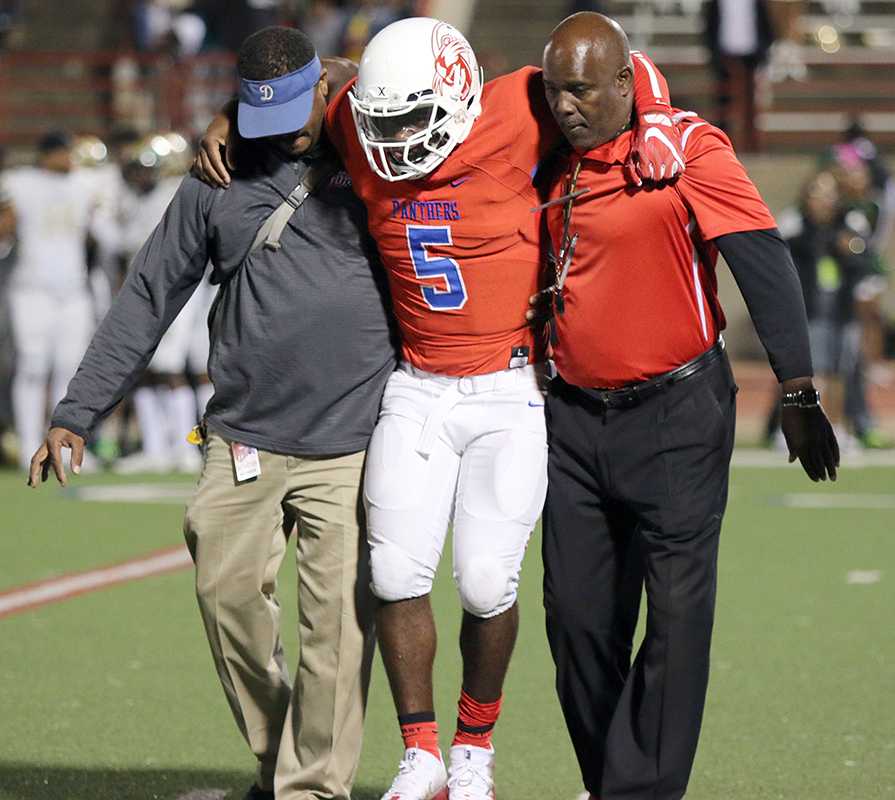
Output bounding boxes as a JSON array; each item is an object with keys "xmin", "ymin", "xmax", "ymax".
[{"xmin": 406, "ymin": 225, "xmax": 468, "ymax": 310}]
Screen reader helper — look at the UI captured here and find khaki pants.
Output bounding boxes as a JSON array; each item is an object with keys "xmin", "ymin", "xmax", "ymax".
[{"xmin": 183, "ymin": 432, "xmax": 374, "ymax": 799}]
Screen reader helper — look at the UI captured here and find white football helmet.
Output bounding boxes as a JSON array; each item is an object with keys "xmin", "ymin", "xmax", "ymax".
[{"xmin": 349, "ymin": 17, "xmax": 484, "ymax": 182}]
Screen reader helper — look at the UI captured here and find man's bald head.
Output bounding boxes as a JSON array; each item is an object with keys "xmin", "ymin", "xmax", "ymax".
[
  {"xmin": 547, "ymin": 12, "xmax": 631, "ymax": 73},
  {"xmin": 542, "ymin": 12, "xmax": 635, "ymax": 152}
]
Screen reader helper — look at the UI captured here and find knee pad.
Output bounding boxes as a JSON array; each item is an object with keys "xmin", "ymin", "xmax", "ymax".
[
  {"xmin": 369, "ymin": 540, "xmax": 433, "ymax": 602},
  {"xmin": 456, "ymin": 556, "xmax": 517, "ymax": 618}
]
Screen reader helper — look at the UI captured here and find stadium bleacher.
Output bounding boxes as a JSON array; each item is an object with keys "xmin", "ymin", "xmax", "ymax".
[{"xmin": 468, "ymin": 0, "xmax": 895, "ymax": 151}]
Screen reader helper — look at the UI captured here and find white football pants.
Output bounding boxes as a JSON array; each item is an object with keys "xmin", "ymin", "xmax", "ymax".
[
  {"xmin": 364, "ymin": 363, "xmax": 548, "ymax": 618},
  {"xmin": 149, "ymin": 279, "xmax": 214, "ymax": 375},
  {"xmin": 10, "ymin": 286, "xmax": 93, "ymax": 468}
]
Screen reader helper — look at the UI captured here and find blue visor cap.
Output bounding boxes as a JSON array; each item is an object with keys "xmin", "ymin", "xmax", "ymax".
[{"xmin": 238, "ymin": 55, "xmax": 322, "ymax": 139}]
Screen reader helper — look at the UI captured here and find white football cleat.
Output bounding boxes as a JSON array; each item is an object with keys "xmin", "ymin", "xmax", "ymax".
[
  {"xmin": 380, "ymin": 747, "xmax": 448, "ymax": 800},
  {"xmin": 447, "ymin": 744, "xmax": 496, "ymax": 799}
]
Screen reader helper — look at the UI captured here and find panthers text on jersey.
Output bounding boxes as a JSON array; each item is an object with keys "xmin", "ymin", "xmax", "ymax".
[{"xmin": 326, "ymin": 58, "xmax": 669, "ymax": 377}]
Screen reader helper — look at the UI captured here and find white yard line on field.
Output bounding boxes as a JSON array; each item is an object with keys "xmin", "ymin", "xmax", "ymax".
[
  {"xmin": 69, "ymin": 483, "xmax": 196, "ymax": 504},
  {"xmin": 0, "ymin": 545, "xmax": 192, "ymax": 619},
  {"xmin": 732, "ymin": 449, "xmax": 895, "ymax": 468},
  {"xmin": 779, "ymin": 493, "xmax": 895, "ymax": 509}
]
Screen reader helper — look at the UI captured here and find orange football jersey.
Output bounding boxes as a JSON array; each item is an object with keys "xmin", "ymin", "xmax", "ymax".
[{"xmin": 326, "ymin": 60, "xmax": 668, "ymax": 376}]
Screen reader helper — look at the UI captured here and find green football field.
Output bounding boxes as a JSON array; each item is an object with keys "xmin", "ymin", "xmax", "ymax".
[{"xmin": 1, "ymin": 459, "xmax": 893, "ymax": 800}]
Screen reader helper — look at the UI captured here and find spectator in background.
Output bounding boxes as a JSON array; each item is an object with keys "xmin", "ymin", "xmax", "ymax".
[
  {"xmin": 339, "ymin": 0, "xmax": 410, "ymax": 61},
  {"xmin": 302, "ymin": 0, "xmax": 347, "ymax": 56},
  {"xmin": 0, "ymin": 131, "xmax": 106, "ymax": 470},
  {"xmin": 0, "ymin": 0, "xmax": 22, "ymax": 49},
  {"xmin": 132, "ymin": 0, "xmax": 208, "ymax": 57},
  {"xmin": 766, "ymin": 0, "xmax": 807, "ymax": 82},
  {"xmin": 197, "ymin": 0, "xmax": 283, "ymax": 52},
  {"xmin": 828, "ymin": 142, "xmax": 893, "ymax": 447},
  {"xmin": 704, "ymin": 0, "xmax": 775, "ymax": 152},
  {"xmin": 766, "ymin": 171, "xmax": 879, "ymax": 447},
  {"xmin": 840, "ymin": 120, "xmax": 895, "ymax": 254},
  {"xmin": 566, "ymin": 0, "xmax": 605, "ymax": 13}
]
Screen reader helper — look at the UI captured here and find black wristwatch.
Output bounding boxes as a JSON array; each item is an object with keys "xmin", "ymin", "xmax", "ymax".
[{"xmin": 781, "ymin": 387, "xmax": 821, "ymax": 409}]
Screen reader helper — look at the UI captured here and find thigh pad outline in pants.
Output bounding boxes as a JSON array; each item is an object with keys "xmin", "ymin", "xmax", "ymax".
[
  {"xmin": 453, "ymin": 425, "xmax": 548, "ymax": 618},
  {"xmin": 364, "ymin": 411, "xmax": 460, "ymax": 603}
]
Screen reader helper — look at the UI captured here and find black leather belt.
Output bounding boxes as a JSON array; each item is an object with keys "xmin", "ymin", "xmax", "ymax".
[{"xmin": 571, "ymin": 339, "xmax": 726, "ymax": 411}]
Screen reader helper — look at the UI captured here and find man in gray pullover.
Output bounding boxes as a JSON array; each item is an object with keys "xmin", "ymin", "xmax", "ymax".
[{"xmin": 27, "ymin": 27, "xmax": 397, "ymax": 800}]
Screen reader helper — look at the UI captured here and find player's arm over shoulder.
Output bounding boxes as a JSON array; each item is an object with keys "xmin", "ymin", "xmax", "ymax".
[
  {"xmin": 485, "ymin": 65, "xmax": 550, "ymax": 127},
  {"xmin": 323, "ymin": 57, "xmax": 357, "ymax": 98},
  {"xmin": 479, "ymin": 66, "xmax": 559, "ymax": 166},
  {"xmin": 324, "ymin": 76, "xmax": 358, "ymax": 161}
]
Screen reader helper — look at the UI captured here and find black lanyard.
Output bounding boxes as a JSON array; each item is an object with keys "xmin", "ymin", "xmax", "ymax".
[{"xmin": 551, "ymin": 158, "xmax": 583, "ymax": 315}]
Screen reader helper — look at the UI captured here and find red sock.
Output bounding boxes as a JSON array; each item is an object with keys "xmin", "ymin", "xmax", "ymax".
[
  {"xmin": 452, "ymin": 689, "xmax": 502, "ymax": 749},
  {"xmin": 399, "ymin": 712, "xmax": 441, "ymax": 759}
]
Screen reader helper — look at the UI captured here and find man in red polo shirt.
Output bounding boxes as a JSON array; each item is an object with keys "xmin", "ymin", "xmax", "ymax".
[{"xmin": 535, "ymin": 12, "xmax": 839, "ymax": 800}]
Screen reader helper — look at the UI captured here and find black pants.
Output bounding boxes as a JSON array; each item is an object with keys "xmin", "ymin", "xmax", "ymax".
[{"xmin": 543, "ymin": 353, "xmax": 737, "ymax": 800}]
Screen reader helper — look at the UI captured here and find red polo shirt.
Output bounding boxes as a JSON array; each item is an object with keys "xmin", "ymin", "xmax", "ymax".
[{"xmin": 548, "ymin": 114, "xmax": 777, "ymax": 388}]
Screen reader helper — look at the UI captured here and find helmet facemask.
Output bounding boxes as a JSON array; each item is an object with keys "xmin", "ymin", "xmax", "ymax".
[{"xmin": 349, "ymin": 77, "xmax": 482, "ymax": 182}]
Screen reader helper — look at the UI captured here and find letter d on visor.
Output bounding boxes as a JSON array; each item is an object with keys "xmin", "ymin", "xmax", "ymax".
[{"xmin": 237, "ymin": 55, "xmax": 322, "ymax": 139}]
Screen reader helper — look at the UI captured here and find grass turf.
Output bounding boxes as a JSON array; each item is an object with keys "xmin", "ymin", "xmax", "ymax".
[{"xmin": 0, "ymin": 463, "xmax": 893, "ymax": 799}]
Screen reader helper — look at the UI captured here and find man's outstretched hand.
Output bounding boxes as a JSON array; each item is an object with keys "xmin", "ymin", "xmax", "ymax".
[{"xmin": 28, "ymin": 427, "xmax": 86, "ymax": 487}]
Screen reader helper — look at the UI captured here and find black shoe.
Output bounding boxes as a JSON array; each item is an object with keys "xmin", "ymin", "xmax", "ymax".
[{"xmin": 243, "ymin": 785, "xmax": 275, "ymax": 800}]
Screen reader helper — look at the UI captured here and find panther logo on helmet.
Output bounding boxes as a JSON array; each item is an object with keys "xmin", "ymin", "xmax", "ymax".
[{"xmin": 431, "ymin": 22, "xmax": 474, "ymax": 101}]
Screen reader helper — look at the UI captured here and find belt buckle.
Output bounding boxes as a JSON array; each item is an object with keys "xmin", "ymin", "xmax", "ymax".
[{"xmin": 609, "ymin": 386, "xmax": 638, "ymax": 409}]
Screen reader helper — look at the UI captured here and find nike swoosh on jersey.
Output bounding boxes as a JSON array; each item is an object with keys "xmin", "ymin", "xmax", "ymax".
[
  {"xmin": 450, "ymin": 176, "xmax": 471, "ymax": 187},
  {"xmin": 528, "ymin": 401, "xmax": 545, "ymax": 407}
]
